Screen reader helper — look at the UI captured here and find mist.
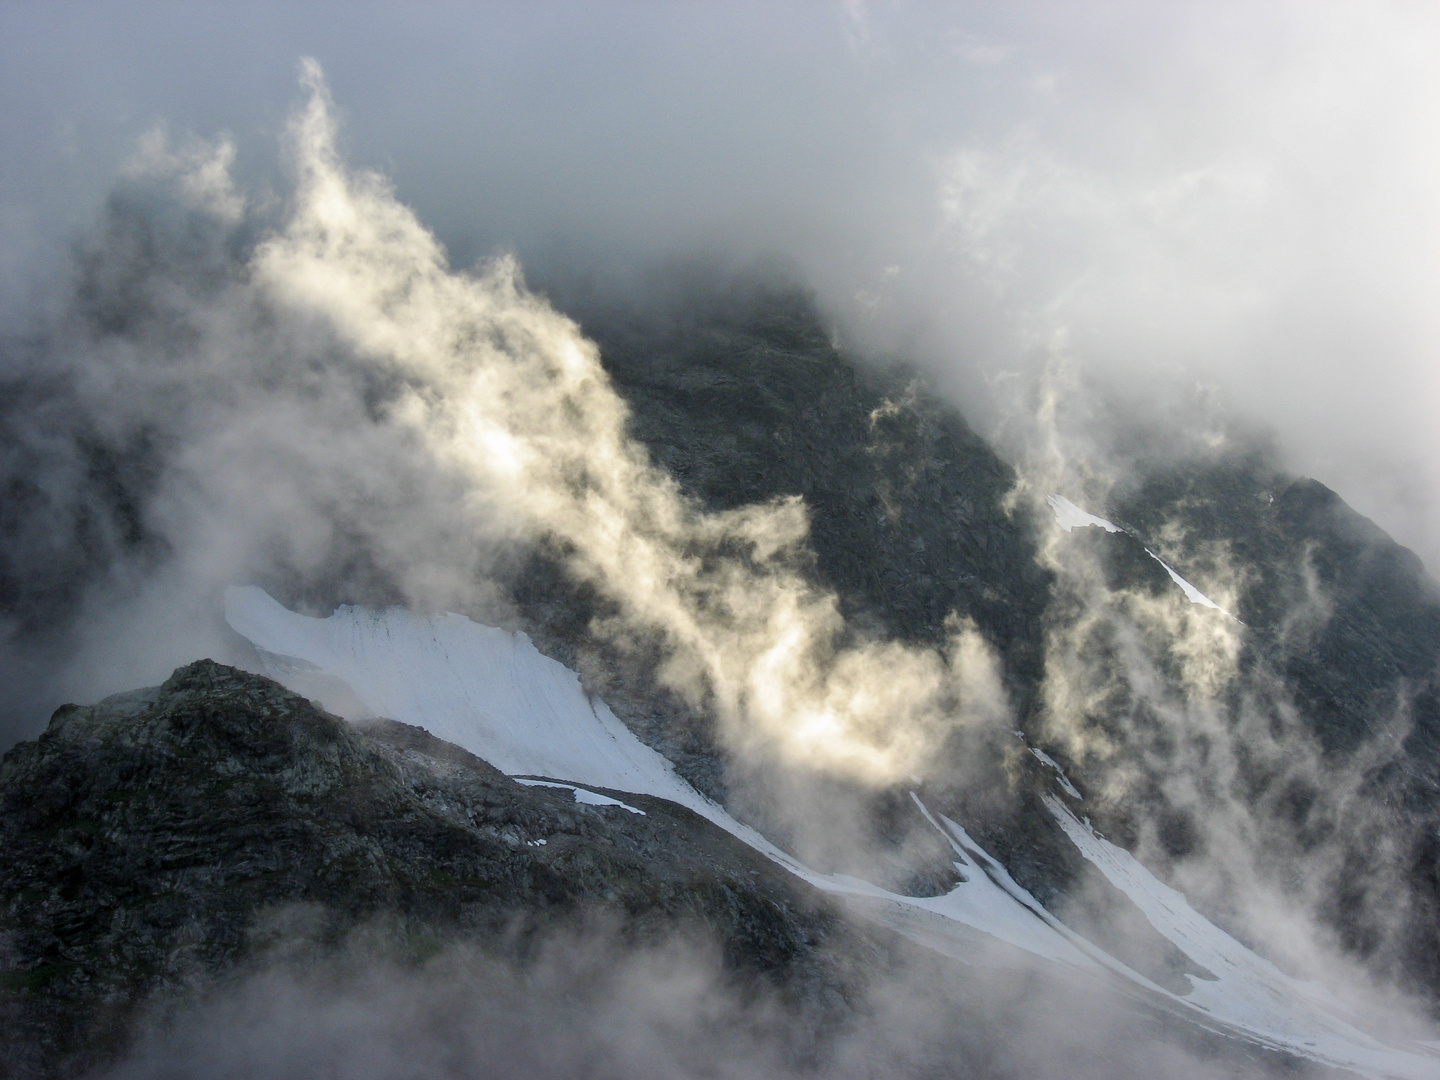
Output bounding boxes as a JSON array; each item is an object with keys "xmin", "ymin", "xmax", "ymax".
[
  {"xmin": 5, "ymin": 2, "xmax": 1438, "ymax": 566},
  {"xmin": 101, "ymin": 908, "xmax": 1296, "ymax": 1080}
]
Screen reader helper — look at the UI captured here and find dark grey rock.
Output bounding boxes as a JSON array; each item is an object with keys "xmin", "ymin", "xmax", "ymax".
[{"xmin": 0, "ymin": 661, "xmax": 874, "ymax": 1079}]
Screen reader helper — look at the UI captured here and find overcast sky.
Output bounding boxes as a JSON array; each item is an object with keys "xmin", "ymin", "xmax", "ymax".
[{"xmin": 3, "ymin": 0, "xmax": 1439, "ymax": 565}]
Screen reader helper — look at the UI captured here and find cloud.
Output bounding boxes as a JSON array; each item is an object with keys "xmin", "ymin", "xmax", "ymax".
[
  {"xmin": 0, "ymin": 63, "xmax": 1013, "ymax": 803},
  {"xmin": 1026, "ymin": 484, "xmax": 1439, "ymax": 1026},
  {"xmin": 103, "ymin": 909, "xmax": 1272, "ymax": 1080},
  {"xmin": 4, "ymin": 4, "xmax": 1438, "ymax": 574}
]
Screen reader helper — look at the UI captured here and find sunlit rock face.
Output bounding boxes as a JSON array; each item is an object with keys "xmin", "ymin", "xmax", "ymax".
[
  {"xmin": 511, "ymin": 280, "xmax": 1054, "ymax": 811},
  {"xmin": 576, "ymin": 279, "xmax": 1051, "ymax": 676}
]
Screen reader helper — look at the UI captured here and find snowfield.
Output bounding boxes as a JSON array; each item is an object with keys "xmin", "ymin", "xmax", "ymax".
[
  {"xmin": 1043, "ymin": 796, "xmax": 1436, "ymax": 1077},
  {"xmin": 225, "ymin": 586, "xmax": 1438, "ymax": 1078},
  {"xmin": 1046, "ymin": 494, "xmax": 1123, "ymax": 534},
  {"xmin": 513, "ymin": 778, "xmax": 646, "ymax": 815}
]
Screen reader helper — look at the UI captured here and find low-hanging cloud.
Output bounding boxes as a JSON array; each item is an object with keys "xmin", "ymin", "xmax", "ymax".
[
  {"xmin": 102, "ymin": 909, "xmax": 1280, "ymax": 1080},
  {"xmin": 267, "ymin": 62, "xmax": 1012, "ymax": 785},
  {"xmin": 1, "ymin": 62, "xmax": 1010, "ymax": 795}
]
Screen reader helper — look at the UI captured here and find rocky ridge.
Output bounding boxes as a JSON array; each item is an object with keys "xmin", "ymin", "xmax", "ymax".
[{"xmin": 0, "ymin": 660, "xmax": 872, "ymax": 1079}]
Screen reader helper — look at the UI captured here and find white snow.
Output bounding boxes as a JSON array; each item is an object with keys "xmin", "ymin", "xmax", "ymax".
[
  {"xmin": 1142, "ymin": 546, "xmax": 1230, "ymax": 614},
  {"xmin": 1045, "ymin": 795, "xmax": 1440, "ymax": 1079},
  {"xmin": 903, "ymin": 795, "xmax": 1102, "ymax": 969},
  {"xmin": 1047, "ymin": 494, "xmax": 1237, "ymax": 618},
  {"xmin": 513, "ymin": 777, "xmax": 646, "ymax": 815},
  {"xmin": 1027, "ymin": 745, "xmax": 1083, "ymax": 800},
  {"xmin": 224, "ymin": 586, "xmax": 815, "ymax": 878},
  {"xmin": 224, "ymin": 585, "xmax": 1437, "ymax": 1079},
  {"xmin": 1047, "ymin": 494, "xmax": 1122, "ymax": 533},
  {"xmin": 226, "ymin": 586, "xmax": 712, "ymax": 812}
]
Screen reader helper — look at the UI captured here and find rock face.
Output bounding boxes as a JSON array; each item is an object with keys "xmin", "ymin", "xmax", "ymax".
[
  {"xmin": 506, "ymin": 282, "xmax": 1440, "ymax": 1004},
  {"xmin": 1114, "ymin": 460, "xmax": 1440, "ymax": 766},
  {"xmin": 588, "ymin": 284, "xmax": 1050, "ymax": 684},
  {"xmin": 510, "ymin": 281, "xmax": 1079, "ymax": 905},
  {"xmin": 0, "ymin": 661, "xmax": 868, "ymax": 1080},
  {"xmin": 1092, "ymin": 459, "xmax": 1440, "ymax": 995}
]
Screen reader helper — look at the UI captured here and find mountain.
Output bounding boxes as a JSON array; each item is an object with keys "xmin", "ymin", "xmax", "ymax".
[
  {"xmin": 4, "ymin": 190, "xmax": 1440, "ymax": 1074},
  {"xmin": 551, "ymin": 280, "xmax": 1440, "ymax": 1008},
  {"xmin": 5, "ymin": 576, "xmax": 1440, "ymax": 1076}
]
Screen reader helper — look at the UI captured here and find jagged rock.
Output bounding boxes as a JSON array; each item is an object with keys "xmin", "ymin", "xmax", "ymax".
[{"xmin": 0, "ymin": 661, "xmax": 873, "ymax": 1079}]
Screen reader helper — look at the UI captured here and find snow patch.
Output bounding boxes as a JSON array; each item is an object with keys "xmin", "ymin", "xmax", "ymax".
[
  {"xmin": 1142, "ymin": 546, "xmax": 1230, "ymax": 614},
  {"xmin": 226, "ymin": 586, "xmax": 709, "ymax": 809},
  {"xmin": 1045, "ymin": 795, "xmax": 1440, "ymax": 1079},
  {"xmin": 224, "ymin": 586, "xmax": 817, "ymax": 877},
  {"xmin": 903, "ymin": 794, "xmax": 1101, "ymax": 969},
  {"xmin": 514, "ymin": 777, "xmax": 646, "ymax": 815},
  {"xmin": 1047, "ymin": 495, "xmax": 1238, "ymax": 618},
  {"xmin": 1047, "ymin": 494, "xmax": 1122, "ymax": 533},
  {"xmin": 1027, "ymin": 745, "xmax": 1082, "ymax": 800}
]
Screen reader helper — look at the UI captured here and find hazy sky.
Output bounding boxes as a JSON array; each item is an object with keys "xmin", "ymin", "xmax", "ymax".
[{"xmin": 3, "ymin": 0, "xmax": 1439, "ymax": 563}]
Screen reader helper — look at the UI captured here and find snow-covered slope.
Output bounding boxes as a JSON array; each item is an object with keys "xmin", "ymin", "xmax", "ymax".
[
  {"xmin": 1047, "ymin": 494, "xmax": 1124, "ymax": 534},
  {"xmin": 225, "ymin": 587, "xmax": 707, "ymax": 809},
  {"xmin": 1043, "ymin": 796, "xmax": 1437, "ymax": 1077},
  {"xmin": 222, "ymin": 587, "xmax": 1105, "ymax": 969},
  {"xmin": 224, "ymin": 586, "xmax": 1438, "ymax": 1078}
]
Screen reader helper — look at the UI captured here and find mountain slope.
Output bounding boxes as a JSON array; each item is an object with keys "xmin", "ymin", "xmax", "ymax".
[
  {"xmin": 0, "ymin": 661, "xmax": 868, "ymax": 1079},
  {"xmin": 219, "ymin": 585, "xmax": 1440, "ymax": 1079}
]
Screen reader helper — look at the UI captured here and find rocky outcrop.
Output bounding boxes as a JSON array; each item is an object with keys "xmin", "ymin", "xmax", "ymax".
[
  {"xmin": 1079, "ymin": 457, "xmax": 1440, "ymax": 998},
  {"xmin": 0, "ymin": 661, "xmax": 872, "ymax": 1079}
]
